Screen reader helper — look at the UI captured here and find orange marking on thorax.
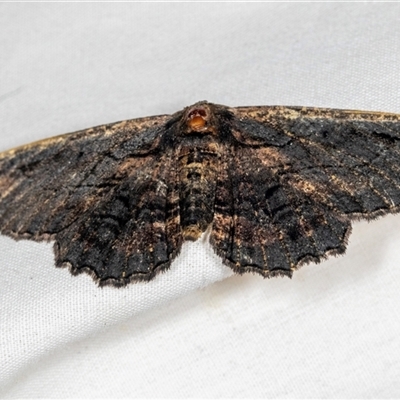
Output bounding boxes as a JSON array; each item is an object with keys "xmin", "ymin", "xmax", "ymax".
[
  {"xmin": 188, "ymin": 115, "xmax": 206, "ymax": 129},
  {"xmin": 187, "ymin": 108, "xmax": 208, "ymax": 131}
]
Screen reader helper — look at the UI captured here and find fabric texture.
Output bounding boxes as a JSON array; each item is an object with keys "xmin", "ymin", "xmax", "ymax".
[{"xmin": 1, "ymin": 3, "xmax": 400, "ymax": 397}]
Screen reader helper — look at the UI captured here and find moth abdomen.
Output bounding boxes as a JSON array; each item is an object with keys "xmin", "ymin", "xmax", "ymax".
[{"xmin": 179, "ymin": 146, "xmax": 220, "ymax": 241}]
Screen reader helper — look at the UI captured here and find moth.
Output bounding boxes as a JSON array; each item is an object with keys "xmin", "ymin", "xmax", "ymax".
[{"xmin": 1, "ymin": 101, "xmax": 400, "ymax": 286}]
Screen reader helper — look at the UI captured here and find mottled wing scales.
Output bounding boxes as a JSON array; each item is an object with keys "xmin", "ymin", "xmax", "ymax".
[
  {"xmin": 211, "ymin": 144, "xmax": 350, "ymax": 277},
  {"xmin": 211, "ymin": 106, "xmax": 400, "ymax": 277},
  {"xmin": 55, "ymin": 153, "xmax": 183, "ymax": 285},
  {"xmin": 0, "ymin": 116, "xmax": 168, "ymax": 236},
  {"xmin": 0, "ymin": 114, "xmax": 185, "ymax": 285},
  {"xmin": 209, "ymin": 151, "xmax": 234, "ymax": 264}
]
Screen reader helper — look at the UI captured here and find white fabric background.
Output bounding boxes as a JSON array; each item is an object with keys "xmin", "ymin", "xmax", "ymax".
[{"xmin": 1, "ymin": 3, "xmax": 400, "ymax": 398}]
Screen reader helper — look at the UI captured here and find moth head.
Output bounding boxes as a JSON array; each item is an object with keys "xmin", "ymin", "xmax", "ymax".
[{"xmin": 183, "ymin": 102, "xmax": 217, "ymax": 135}]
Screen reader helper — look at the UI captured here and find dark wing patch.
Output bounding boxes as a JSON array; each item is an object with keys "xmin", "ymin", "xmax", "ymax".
[
  {"xmin": 211, "ymin": 142, "xmax": 351, "ymax": 277},
  {"xmin": 211, "ymin": 106, "xmax": 400, "ymax": 277},
  {"xmin": 55, "ymin": 152, "xmax": 183, "ymax": 286},
  {"xmin": 0, "ymin": 114, "xmax": 185, "ymax": 285}
]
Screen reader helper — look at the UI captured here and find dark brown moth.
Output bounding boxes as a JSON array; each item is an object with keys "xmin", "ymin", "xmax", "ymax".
[{"xmin": 1, "ymin": 101, "xmax": 400, "ymax": 287}]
